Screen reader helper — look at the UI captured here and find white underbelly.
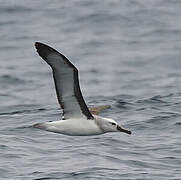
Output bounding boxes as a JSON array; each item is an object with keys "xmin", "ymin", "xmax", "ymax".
[{"xmin": 45, "ymin": 119, "xmax": 103, "ymax": 136}]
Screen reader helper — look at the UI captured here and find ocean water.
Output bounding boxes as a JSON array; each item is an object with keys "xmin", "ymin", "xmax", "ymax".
[{"xmin": 0, "ymin": 0, "xmax": 181, "ymax": 179}]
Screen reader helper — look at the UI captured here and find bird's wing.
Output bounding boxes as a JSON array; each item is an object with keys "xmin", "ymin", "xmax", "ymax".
[
  {"xmin": 35, "ymin": 42, "xmax": 94, "ymax": 120},
  {"xmin": 89, "ymin": 105, "xmax": 110, "ymax": 115}
]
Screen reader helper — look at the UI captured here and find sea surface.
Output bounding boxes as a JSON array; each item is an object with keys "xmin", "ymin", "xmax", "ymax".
[{"xmin": 0, "ymin": 0, "xmax": 181, "ymax": 179}]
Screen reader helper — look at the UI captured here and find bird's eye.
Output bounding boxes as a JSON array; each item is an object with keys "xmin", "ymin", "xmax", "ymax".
[{"xmin": 110, "ymin": 122, "xmax": 116, "ymax": 126}]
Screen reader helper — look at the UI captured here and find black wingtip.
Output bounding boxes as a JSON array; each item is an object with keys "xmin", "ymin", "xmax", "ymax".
[
  {"xmin": 34, "ymin": 42, "xmax": 76, "ymax": 69},
  {"xmin": 35, "ymin": 42, "xmax": 50, "ymax": 53},
  {"xmin": 35, "ymin": 42, "xmax": 47, "ymax": 60},
  {"xmin": 35, "ymin": 42, "xmax": 41, "ymax": 49},
  {"xmin": 34, "ymin": 42, "xmax": 59, "ymax": 61},
  {"xmin": 35, "ymin": 42, "xmax": 48, "ymax": 50}
]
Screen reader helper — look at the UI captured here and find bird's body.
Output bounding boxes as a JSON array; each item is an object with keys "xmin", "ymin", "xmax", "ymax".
[
  {"xmin": 35, "ymin": 116, "xmax": 102, "ymax": 136},
  {"xmin": 33, "ymin": 42, "xmax": 131, "ymax": 136},
  {"xmin": 34, "ymin": 115, "xmax": 126, "ymax": 136}
]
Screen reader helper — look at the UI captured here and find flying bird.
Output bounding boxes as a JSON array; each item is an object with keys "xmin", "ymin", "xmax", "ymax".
[{"xmin": 33, "ymin": 42, "xmax": 131, "ymax": 136}]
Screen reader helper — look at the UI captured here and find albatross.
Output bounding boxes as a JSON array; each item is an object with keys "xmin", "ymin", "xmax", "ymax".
[{"xmin": 33, "ymin": 42, "xmax": 131, "ymax": 136}]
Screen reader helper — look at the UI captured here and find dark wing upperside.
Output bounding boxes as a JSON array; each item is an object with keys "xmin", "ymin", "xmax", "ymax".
[
  {"xmin": 35, "ymin": 42, "xmax": 93, "ymax": 120},
  {"xmin": 89, "ymin": 105, "xmax": 110, "ymax": 115}
]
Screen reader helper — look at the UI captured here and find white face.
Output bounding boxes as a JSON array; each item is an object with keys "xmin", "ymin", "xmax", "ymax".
[
  {"xmin": 96, "ymin": 117, "xmax": 118, "ymax": 133},
  {"xmin": 106, "ymin": 120, "xmax": 118, "ymax": 132},
  {"xmin": 96, "ymin": 116, "xmax": 131, "ymax": 135}
]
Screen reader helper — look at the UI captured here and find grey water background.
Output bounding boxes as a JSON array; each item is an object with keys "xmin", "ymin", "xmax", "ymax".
[{"xmin": 0, "ymin": 0, "xmax": 181, "ymax": 179}]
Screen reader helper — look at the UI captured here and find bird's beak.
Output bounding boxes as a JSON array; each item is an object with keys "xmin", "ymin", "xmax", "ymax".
[{"xmin": 117, "ymin": 125, "xmax": 131, "ymax": 135}]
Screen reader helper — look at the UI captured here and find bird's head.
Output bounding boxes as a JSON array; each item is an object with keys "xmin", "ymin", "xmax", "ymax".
[{"xmin": 95, "ymin": 116, "xmax": 131, "ymax": 135}]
